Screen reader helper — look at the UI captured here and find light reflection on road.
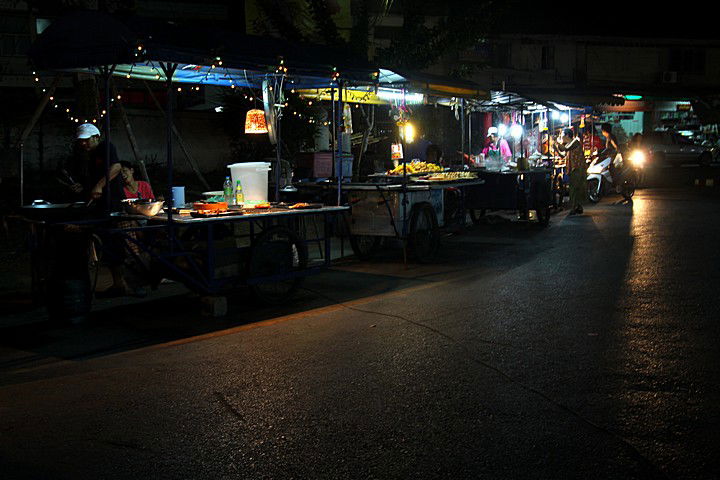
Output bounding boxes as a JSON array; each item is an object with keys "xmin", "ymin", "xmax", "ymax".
[{"xmin": 612, "ymin": 191, "xmax": 693, "ymax": 475}]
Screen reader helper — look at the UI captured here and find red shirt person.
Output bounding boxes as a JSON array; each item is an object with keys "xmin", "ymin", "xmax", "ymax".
[{"xmin": 119, "ymin": 161, "xmax": 154, "ymax": 200}]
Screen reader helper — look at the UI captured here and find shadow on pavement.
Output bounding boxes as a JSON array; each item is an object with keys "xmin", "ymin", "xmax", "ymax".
[{"xmin": 0, "ymin": 214, "xmax": 564, "ymax": 378}]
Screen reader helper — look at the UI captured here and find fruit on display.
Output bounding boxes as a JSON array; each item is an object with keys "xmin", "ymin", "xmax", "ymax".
[
  {"xmin": 386, "ymin": 161, "xmax": 443, "ymax": 175},
  {"xmin": 422, "ymin": 171, "xmax": 478, "ymax": 181}
]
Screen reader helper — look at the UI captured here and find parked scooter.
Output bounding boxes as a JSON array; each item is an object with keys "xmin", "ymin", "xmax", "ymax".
[{"xmin": 586, "ymin": 151, "xmax": 642, "ymax": 203}]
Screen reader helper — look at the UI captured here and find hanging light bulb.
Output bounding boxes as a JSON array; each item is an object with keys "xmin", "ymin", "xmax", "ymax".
[
  {"xmin": 244, "ymin": 108, "xmax": 268, "ymax": 134},
  {"xmin": 510, "ymin": 124, "xmax": 523, "ymax": 139},
  {"xmin": 403, "ymin": 122, "xmax": 416, "ymax": 143}
]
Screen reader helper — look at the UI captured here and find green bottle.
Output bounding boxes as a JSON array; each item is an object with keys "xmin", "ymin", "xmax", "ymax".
[{"xmin": 235, "ymin": 180, "xmax": 244, "ymax": 205}]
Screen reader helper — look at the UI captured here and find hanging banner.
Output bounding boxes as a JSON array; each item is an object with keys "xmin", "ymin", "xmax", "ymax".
[{"xmin": 391, "ymin": 143, "xmax": 404, "ymax": 161}]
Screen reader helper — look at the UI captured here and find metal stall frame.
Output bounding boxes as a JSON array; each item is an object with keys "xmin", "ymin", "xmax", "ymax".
[{"xmin": 26, "ymin": 12, "xmax": 379, "ymax": 305}]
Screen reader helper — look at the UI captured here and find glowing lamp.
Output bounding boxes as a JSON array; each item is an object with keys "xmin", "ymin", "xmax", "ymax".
[
  {"xmin": 560, "ymin": 113, "xmax": 569, "ymax": 123},
  {"xmin": 497, "ymin": 124, "xmax": 508, "ymax": 137},
  {"xmin": 403, "ymin": 122, "xmax": 416, "ymax": 143},
  {"xmin": 510, "ymin": 124, "xmax": 523, "ymax": 139},
  {"xmin": 244, "ymin": 109, "xmax": 268, "ymax": 134},
  {"xmin": 551, "ymin": 110, "xmax": 560, "ymax": 120}
]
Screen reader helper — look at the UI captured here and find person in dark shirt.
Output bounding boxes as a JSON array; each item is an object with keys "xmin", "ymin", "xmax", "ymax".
[
  {"xmin": 63, "ymin": 123, "xmax": 124, "ymax": 211},
  {"xmin": 600, "ymin": 123, "xmax": 622, "ymax": 190}
]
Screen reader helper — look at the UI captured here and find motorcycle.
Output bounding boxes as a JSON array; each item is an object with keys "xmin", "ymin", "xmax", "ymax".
[{"xmin": 586, "ymin": 150, "xmax": 644, "ymax": 203}]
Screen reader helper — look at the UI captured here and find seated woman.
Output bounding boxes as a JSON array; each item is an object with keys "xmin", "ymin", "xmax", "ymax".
[
  {"xmin": 119, "ymin": 161, "xmax": 154, "ymax": 200},
  {"xmin": 100, "ymin": 161, "xmax": 154, "ymax": 298}
]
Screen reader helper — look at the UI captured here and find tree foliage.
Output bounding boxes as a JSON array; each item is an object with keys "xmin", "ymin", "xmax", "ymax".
[{"xmin": 375, "ymin": 0, "xmax": 495, "ymax": 72}]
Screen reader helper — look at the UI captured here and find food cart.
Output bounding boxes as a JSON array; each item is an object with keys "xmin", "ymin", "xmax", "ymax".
[
  {"xmin": 465, "ymin": 169, "xmax": 552, "ymax": 226},
  {"xmin": 460, "ymin": 92, "xmax": 579, "ymax": 226},
  {"xmin": 293, "ymin": 70, "xmax": 489, "ymax": 262},
  {"xmin": 25, "ymin": 12, "xmax": 378, "ymax": 319}
]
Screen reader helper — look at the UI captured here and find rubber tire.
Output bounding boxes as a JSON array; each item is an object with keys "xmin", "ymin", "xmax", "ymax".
[
  {"xmin": 408, "ymin": 203, "xmax": 440, "ymax": 263},
  {"xmin": 247, "ymin": 226, "xmax": 308, "ymax": 304},
  {"xmin": 587, "ymin": 179, "xmax": 601, "ymax": 203},
  {"xmin": 622, "ymin": 175, "xmax": 636, "ymax": 200},
  {"xmin": 350, "ymin": 235, "xmax": 381, "ymax": 260}
]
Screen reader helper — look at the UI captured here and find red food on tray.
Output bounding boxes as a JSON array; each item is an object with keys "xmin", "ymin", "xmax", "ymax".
[
  {"xmin": 193, "ymin": 201, "xmax": 228, "ymax": 212},
  {"xmin": 253, "ymin": 202, "xmax": 271, "ymax": 209}
]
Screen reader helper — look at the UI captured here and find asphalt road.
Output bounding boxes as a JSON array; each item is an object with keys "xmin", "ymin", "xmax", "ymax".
[{"xmin": 2, "ymin": 182, "xmax": 720, "ymax": 479}]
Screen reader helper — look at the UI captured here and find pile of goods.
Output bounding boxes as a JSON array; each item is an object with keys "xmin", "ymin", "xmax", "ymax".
[
  {"xmin": 386, "ymin": 161, "xmax": 443, "ymax": 175},
  {"xmin": 419, "ymin": 171, "xmax": 478, "ymax": 181}
]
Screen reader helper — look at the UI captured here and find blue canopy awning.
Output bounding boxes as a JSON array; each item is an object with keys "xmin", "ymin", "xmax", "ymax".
[{"xmin": 29, "ymin": 11, "xmax": 379, "ymax": 88}]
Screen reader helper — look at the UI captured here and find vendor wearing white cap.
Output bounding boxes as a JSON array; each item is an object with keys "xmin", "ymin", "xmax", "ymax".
[
  {"xmin": 482, "ymin": 126, "xmax": 513, "ymax": 165},
  {"xmin": 61, "ymin": 123, "xmax": 124, "ymax": 210}
]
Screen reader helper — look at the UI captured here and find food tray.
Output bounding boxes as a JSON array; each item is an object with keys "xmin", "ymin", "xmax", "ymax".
[{"xmin": 190, "ymin": 210, "xmax": 244, "ymax": 218}]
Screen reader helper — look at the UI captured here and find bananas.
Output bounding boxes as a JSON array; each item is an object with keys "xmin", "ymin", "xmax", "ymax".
[{"xmin": 387, "ymin": 161, "xmax": 443, "ymax": 175}]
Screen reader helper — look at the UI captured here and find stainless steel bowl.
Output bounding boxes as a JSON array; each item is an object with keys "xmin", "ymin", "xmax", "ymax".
[{"xmin": 123, "ymin": 199, "xmax": 164, "ymax": 217}]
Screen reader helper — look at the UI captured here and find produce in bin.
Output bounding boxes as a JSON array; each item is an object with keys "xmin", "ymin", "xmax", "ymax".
[{"xmin": 386, "ymin": 161, "xmax": 443, "ymax": 175}]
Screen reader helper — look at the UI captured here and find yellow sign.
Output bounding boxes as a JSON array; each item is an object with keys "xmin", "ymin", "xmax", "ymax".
[{"xmin": 297, "ymin": 88, "xmax": 387, "ymax": 105}]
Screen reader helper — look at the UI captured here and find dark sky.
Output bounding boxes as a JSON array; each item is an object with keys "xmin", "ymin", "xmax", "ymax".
[{"xmin": 496, "ymin": 1, "xmax": 719, "ymax": 39}]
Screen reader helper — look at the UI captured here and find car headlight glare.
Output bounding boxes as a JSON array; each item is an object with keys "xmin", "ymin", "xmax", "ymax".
[{"xmin": 629, "ymin": 150, "xmax": 646, "ymax": 168}]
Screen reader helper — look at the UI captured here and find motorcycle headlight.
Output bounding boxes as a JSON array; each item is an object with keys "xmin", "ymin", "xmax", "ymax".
[{"xmin": 629, "ymin": 150, "xmax": 646, "ymax": 168}]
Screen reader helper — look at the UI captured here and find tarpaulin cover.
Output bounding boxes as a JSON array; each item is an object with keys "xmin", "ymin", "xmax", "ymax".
[
  {"xmin": 29, "ymin": 11, "xmax": 378, "ymax": 87},
  {"xmin": 378, "ymin": 69, "xmax": 489, "ymax": 99}
]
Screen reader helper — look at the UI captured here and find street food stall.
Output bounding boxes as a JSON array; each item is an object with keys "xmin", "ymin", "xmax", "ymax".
[
  {"xmin": 24, "ymin": 12, "xmax": 379, "ymax": 320},
  {"xmin": 293, "ymin": 70, "xmax": 488, "ymax": 261}
]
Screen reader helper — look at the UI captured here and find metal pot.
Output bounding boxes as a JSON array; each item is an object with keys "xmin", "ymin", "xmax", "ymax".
[{"xmin": 123, "ymin": 199, "xmax": 164, "ymax": 217}]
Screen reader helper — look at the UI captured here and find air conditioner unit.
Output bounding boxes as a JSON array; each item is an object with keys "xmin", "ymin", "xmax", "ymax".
[{"xmin": 662, "ymin": 71, "xmax": 678, "ymax": 83}]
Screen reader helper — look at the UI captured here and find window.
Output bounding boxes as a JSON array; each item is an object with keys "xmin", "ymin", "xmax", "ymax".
[
  {"xmin": 541, "ymin": 45, "xmax": 555, "ymax": 70},
  {"xmin": 0, "ymin": 14, "xmax": 31, "ymax": 57},
  {"xmin": 669, "ymin": 49, "xmax": 706, "ymax": 74},
  {"xmin": 492, "ymin": 42, "xmax": 512, "ymax": 69}
]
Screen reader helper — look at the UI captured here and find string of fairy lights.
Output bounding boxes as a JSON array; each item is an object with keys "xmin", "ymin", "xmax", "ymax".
[
  {"xmin": 31, "ymin": 50, "xmax": 377, "ymax": 129},
  {"xmin": 32, "ymin": 70, "xmax": 123, "ymax": 125}
]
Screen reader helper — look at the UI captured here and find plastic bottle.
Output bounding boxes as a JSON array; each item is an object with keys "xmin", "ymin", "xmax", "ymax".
[
  {"xmin": 223, "ymin": 176, "xmax": 233, "ymax": 204},
  {"xmin": 235, "ymin": 179, "xmax": 244, "ymax": 206}
]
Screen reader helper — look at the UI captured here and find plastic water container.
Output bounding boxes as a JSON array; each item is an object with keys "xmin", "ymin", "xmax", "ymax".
[{"xmin": 228, "ymin": 162, "xmax": 271, "ymax": 204}]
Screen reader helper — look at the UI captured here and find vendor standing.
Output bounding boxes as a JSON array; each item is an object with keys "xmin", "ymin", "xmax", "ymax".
[
  {"xmin": 556, "ymin": 127, "xmax": 586, "ymax": 215},
  {"xmin": 61, "ymin": 123, "xmax": 124, "ymax": 211},
  {"xmin": 482, "ymin": 126, "xmax": 512, "ymax": 165}
]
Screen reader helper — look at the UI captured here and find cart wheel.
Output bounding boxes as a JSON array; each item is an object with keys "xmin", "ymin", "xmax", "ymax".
[
  {"xmin": 587, "ymin": 179, "xmax": 601, "ymax": 203},
  {"xmin": 469, "ymin": 209, "xmax": 486, "ymax": 225},
  {"xmin": 248, "ymin": 226, "xmax": 308, "ymax": 304},
  {"xmin": 408, "ymin": 203, "xmax": 440, "ymax": 262},
  {"xmin": 350, "ymin": 235, "xmax": 381, "ymax": 260}
]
